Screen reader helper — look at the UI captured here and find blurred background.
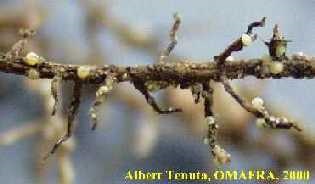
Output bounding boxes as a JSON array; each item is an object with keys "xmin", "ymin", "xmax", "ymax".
[{"xmin": 0, "ymin": 0, "xmax": 315, "ymax": 183}]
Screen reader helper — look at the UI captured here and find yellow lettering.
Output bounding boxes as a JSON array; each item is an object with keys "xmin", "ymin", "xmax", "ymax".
[
  {"xmin": 239, "ymin": 171, "xmax": 247, "ymax": 180},
  {"xmin": 125, "ymin": 170, "xmax": 133, "ymax": 180},
  {"xmin": 225, "ymin": 171, "xmax": 237, "ymax": 180},
  {"xmin": 248, "ymin": 170, "xmax": 254, "ymax": 180},
  {"xmin": 257, "ymin": 170, "xmax": 265, "ymax": 180},
  {"xmin": 202, "ymin": 173, "xmax": 208, "ymax": 180},
  {"xmin": 214, "ymin": 171, "xmax": 225, "ymax": 180},
  {"xmin": 166, "ymin": 170, "xmax": 173, "ymax": 180},
  {"xmin": 174, "ymin": 173, "xmax": 187, "ymax": 180},
  {"xmin": 266, "ymin": 171, "xmax": 277, "ymax": 180}
]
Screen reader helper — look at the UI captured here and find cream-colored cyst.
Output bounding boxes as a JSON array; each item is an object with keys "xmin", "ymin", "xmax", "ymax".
[
  {"xmin": 280, "ymin": 117, "xmax": 289, "ymax": 123},
  {"xmin": 98, "ymin": 85, "xmax": 109, "ymax": 94},
  {"xmin": 269, "ymin": 62, "xmax": 284, "ymax": 74},
  {"xmin": 203, "ymin": 138, "xmax": 210, "ymax": 145},
  {"xmin": 241, "ymin": 34, "xmax": 252, "ymax": 46},
  {"xmin": 77, "ymin": 66, "xmax": 91, "ymax": 80},
  {"xmin": 146, "ymin": 83, "xmax": 154, "ymax": 91},
  {"xmin": 295, "ymin": 51, "xmax": 304, "ymax": 57},
  {"xmin": 90, "ymin": 112, "xmax": 97, "ymax": 120},
  {"xmin": 206, "ymin": 116, "xmax": 215, "ymax": 125},
  {"xmin": 145, "ymin": 81, "xmax": 161, "ymax": 92},
  {"xmin": 269, "ymin": 116, "xmax": 276, "ymax": 122},
  {"xmin": 225, "ymin": 56, "xmax": 234, "ymax": 62},
  {"xmin": 122, "ymin": 73, "xmax": 129, "ymax": 80},
  {"xmin": 96, "ymin": 84, "xmax": 113, "ymax": 98},
  {"xmin": 27, "ymin": 69, "xmax": 40, "ymax": 80},
  {"xmin": 213, "ymin": 145, "xmax": 231, "ymax": 165},
  {"xmin": 24, "ymin": 52, "xmax": 40, "ymax": 66},
  {"xmin": 276, "ymin": 45, "xmax": 286, "ymax": 58},
  {"xmin": 256, "ymin": 118, "xmax": 266, "ymax": 128},
  {"xmin": 251, "ymin": 97, "xmax": 264, "ymax": 111}
]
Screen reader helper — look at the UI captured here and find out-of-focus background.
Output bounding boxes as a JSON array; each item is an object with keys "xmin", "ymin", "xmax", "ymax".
[{"xmin": 0, "ymin": 0, "xmax": 315, "ymax": 183}]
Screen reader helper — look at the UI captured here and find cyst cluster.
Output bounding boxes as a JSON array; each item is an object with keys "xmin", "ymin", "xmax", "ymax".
[
  {"xmin": 27, "ymin": 68, "xmax": 40, "ymax": 80},
  {"xmin": 96, "ymin": 85, "xmax": 112, "ymax": 98},
  {"xmin": 251, "ymin": 96, "xmax": 265, "ymax": 111},
  {"xmin": 241, "ymin": 34, "xmax": 252, "ymax": 46},
  {"xmin": 225, "ymin": 56, "xmax": 234, "ymax": 62},
  {"xmin": 256, "ymin": 118, "xmax": 267, "ymax": 128},
  {"xmin": 145, "ymin": 81, "xmax": 169, "ymax": 92},
  {"xmin": 205, "ymin": 116, "xmax": 215, "ymax": 125},
  {"xmin": 89, "ymin": 76, "xmax": 115, "ymax": 129},
  {"xmin": 77, "ymin": 66, "xmax": 91, "ymax": 80},
  {"xmin": 213, "ymin": 145, "xmax": 231, "ymax": 165},
  {"xmin": 24, "ymin": 52, "xmax": 41, "ymax": 66},
  {"xmin": 269, "ymin": 62, "xmax": 284, "ymax": 74},
  {"xmin": 203, "ymin": 138, "xmax": 210, "ymax": 145}
]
